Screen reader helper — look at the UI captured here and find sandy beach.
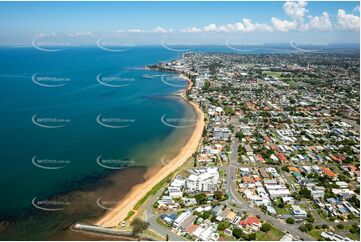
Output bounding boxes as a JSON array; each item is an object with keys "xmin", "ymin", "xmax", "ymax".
[{"xmin": 96, "ymin": 74, "xmax": 204, "ymax": 228}]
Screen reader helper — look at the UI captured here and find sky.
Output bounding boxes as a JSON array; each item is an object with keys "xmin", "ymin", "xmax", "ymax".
[{"xmin": 0, "ymin": 1, "xmax": 359, "ymax": 46}]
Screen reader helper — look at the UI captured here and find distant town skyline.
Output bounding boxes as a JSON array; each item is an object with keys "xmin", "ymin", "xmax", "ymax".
[{"xmin": 0, "ymin": 1, "xmax": 359, "ymax": 46}]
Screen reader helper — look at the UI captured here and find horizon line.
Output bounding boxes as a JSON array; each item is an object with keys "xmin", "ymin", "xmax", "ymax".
[{"xmin": 2, "ymin": 42, "xmax": 360, "ymax": 48}]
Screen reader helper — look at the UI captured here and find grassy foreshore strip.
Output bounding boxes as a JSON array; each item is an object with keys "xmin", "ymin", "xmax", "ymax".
[{"xmin": 133, "ymin": 170, "xmax": 177, "ymax": 211}]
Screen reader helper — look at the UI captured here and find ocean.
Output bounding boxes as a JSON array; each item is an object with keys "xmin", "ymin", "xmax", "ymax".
[{"xmin": 0, "ymin": 46, "xmax": 195, "ymax": 240}]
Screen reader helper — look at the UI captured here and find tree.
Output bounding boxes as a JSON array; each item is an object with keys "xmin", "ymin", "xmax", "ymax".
[
  {"xmin": 261, "ymin": 223, "xmax": 272, "ymax": 232},
  {"xmin": 337, "ymin": 224, "xmax": 344, "ymax": 229},
  {"xmin": 130, "ymin": 218, "xmax": 149, "ymax": 236},
  {"xmin": 195, "ymin": 193, "xmax": 207, "ymax": 204},
  {"xmin": 292, "ymin": 192, "xmax": 301, "ymax": 201},
  {"xmin": 300, "ymin": 223, "xmax": 313, "ymax": 232},
  {"xmin": 278, "ymin": 201, "xmax": 285, "ymax": 208},
  {"xmin": 232, "ymin": 228, "xmax": 244, "ymax": 239},
  {"xmin": 224, "ymin": 106, "xmax": 235, "ymax": 116},
  {"xmin": 235, "ymin": 131, "xmax": 244, "ymax": 139},
  {"xmin": 214, "ymin": 190, "xmax": 223, "ymax": 200},
  {"xmin": 307, "ymin": 214, "xmax": 315, "ymax": 223},
  {"xmin": 201, "ymin": 211, "xmax": 211, "ymax": 219},
  {"xmin": 246, "ymin": 233, "xmax": 256, "ymax": 241},
  {"xmin": 348, "ymin": 195, "xmax": 360, "ymax": 208},
  {"xmin": 202, "ymin": 80, "xmax": 211, "ymax": 90},
  {"xmin": 349, "ymin": 224, "xmax": 360, "ymax": 234},
  {"xmin": 217, "ymin": 222, "xmax": 229, "ymax": 231},
  {"xmin": 286, "ymin": 217, "xmax": 295, "ymax": 224},
  {"xmin": 281, "ymin": 165, "xmax": 289, "ymax": 172},
  {"xmin": 299, "ymin": 188, "xmax": 312, "ymax": 199}
]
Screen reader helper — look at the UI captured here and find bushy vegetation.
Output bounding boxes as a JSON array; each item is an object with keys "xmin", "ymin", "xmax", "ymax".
[{"xmin": 131, "ymin": 218, "xmax": 149, "ymax": 236}]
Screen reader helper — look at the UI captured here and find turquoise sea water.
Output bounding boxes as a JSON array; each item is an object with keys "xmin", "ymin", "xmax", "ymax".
[{"xmin": 0, "ymin": 47, "xmax": 196, "ymax": 239}]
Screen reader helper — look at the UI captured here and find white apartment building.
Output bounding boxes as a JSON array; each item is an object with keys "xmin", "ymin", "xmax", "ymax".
[{"xmin": 187, "ymin": 168, "xmax": 219, "ymax": 193}]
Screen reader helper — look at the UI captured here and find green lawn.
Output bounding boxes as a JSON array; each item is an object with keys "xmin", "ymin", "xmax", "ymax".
[
  {"xmin": 274, "ymin": 206, "xmax": 291, "ymax": 215},
  {"xmin": 124, "ymin": 210, "xmax": 135, "ymax": 221},
  {"xmin": 262, "ymin": 71, "xmax": 284, "ymax": 78},
  {"xmin": 347, "ymin": 233, "xmax": 360, "ymax": 241},
  {"xmin": 218, "ymin": 233, "xmax": 236, "ymax": 241},
  {"xmin": 220, "ymin": 169, "xmax": 224, "ymax": 176},
  {"xmin": 308, "ymin": 229, "xmax": 324, "ymax": 240},
  {"xmin": 317, "ymin": 209, "xmax": 329, "ymax": 220},
  {"xmin": 256, "ymin": 227, "xmax": 285, "ymax": 241},
  {"xmin": 273, "ymin": 198, "xmax": 292, "ymax": 215},
  {"xmin": 133, "ymin": 170, "xmax": 176, "ymax": 210}
]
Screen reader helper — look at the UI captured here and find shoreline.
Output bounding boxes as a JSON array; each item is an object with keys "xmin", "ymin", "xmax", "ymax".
[{"xmin": 95, "ymin": 73, "xmax": 204, "ymax": 228}]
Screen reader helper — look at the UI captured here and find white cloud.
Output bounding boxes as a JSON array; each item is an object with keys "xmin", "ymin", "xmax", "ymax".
[
  {"xmin": 37, "ymin": 32, "xmax": 57, "ymax": 38},
  {"xmin": 283, "ymin": 1, "xmax": 308, "ymax": 21},
  {"xmin": 271, "ymin": 17, "xmax": 297, "ymax": 32},
  {"xmin": 180, "ymin": 27, "xmax": 202, "ymax": 33},
  {"xmin": 238, "ymin": 18, "xmax": 256, "ymax": 32},
  {"xmin": 217, "ymin": 24, "xmax": 234, "ymax": 32},
  {"xmin": 68, "ymin": 32, "xmax": 92, "ymax": 37},
  {"xmin": 91, "ymin": 1, "xmax": 360, "ymax": 36},
  {"xmin": 302, "ymin": 12, "xmax": 332, "ymax": 31},
  {"xmin": 152, "ymin": 27, "xmax": 168, "ymax": 33},
  {"xmin": 337, "ymin": 9, "xmax": 360, "ymax": 31},
  {"xmin": 127, "ymin": 29, "xmax": 145, "ymax": 33},
  {"xmin": 191, "ymin": 19, "xmax": 273, "ymax": 33},
  {"xmin": 255, "ymin": 23, "xmax": 274, "ymax": 32},
  {"xmin": 217, "ymin": 19, "xmax": 256, "ymax": 32},
  {"xmin": 353, "ymin": 6, "xmax": 360, "ymax": 12},
  {"xmin": 203, "ymin": 24, "xmax": 218, "ymax": 32}
]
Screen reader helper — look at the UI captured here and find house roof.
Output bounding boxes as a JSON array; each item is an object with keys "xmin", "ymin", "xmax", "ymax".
[
  {"xmin": 321, "ymin": 167, "xmax": 336, "ymax": 177},
  {"xmin": 243, "ymin": 176, "xmax": 255, "ymax": 183},
  {"xmin": 288, "ymin": 166, "xmax": 300, "ymax": 172},
  {"xmin": 186, "ymin": 224, "xmax": 199, "ymax": 234},
  {"xmin": 346, "ymin": 164, "xmax": 357, "ymax": 172},
  {"xmin": 256, "ymin": 154, "xmax": 265, "ymax": 162},
  {"xmin": 239, "ymin": 216, "xmax": 260, "ymax": 226},
  {"xmin": 276, "ymin": 152, "xmax": 288, "ymax": 162}
]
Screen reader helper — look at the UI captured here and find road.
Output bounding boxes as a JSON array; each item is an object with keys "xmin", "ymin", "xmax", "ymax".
[
  {"xmin": 224, "ymin": 117, "xmax": 314, "ymax": 241},
  {"xmin": 143, "ymin": 189, "xmax": 186, "ymax": 241}
]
